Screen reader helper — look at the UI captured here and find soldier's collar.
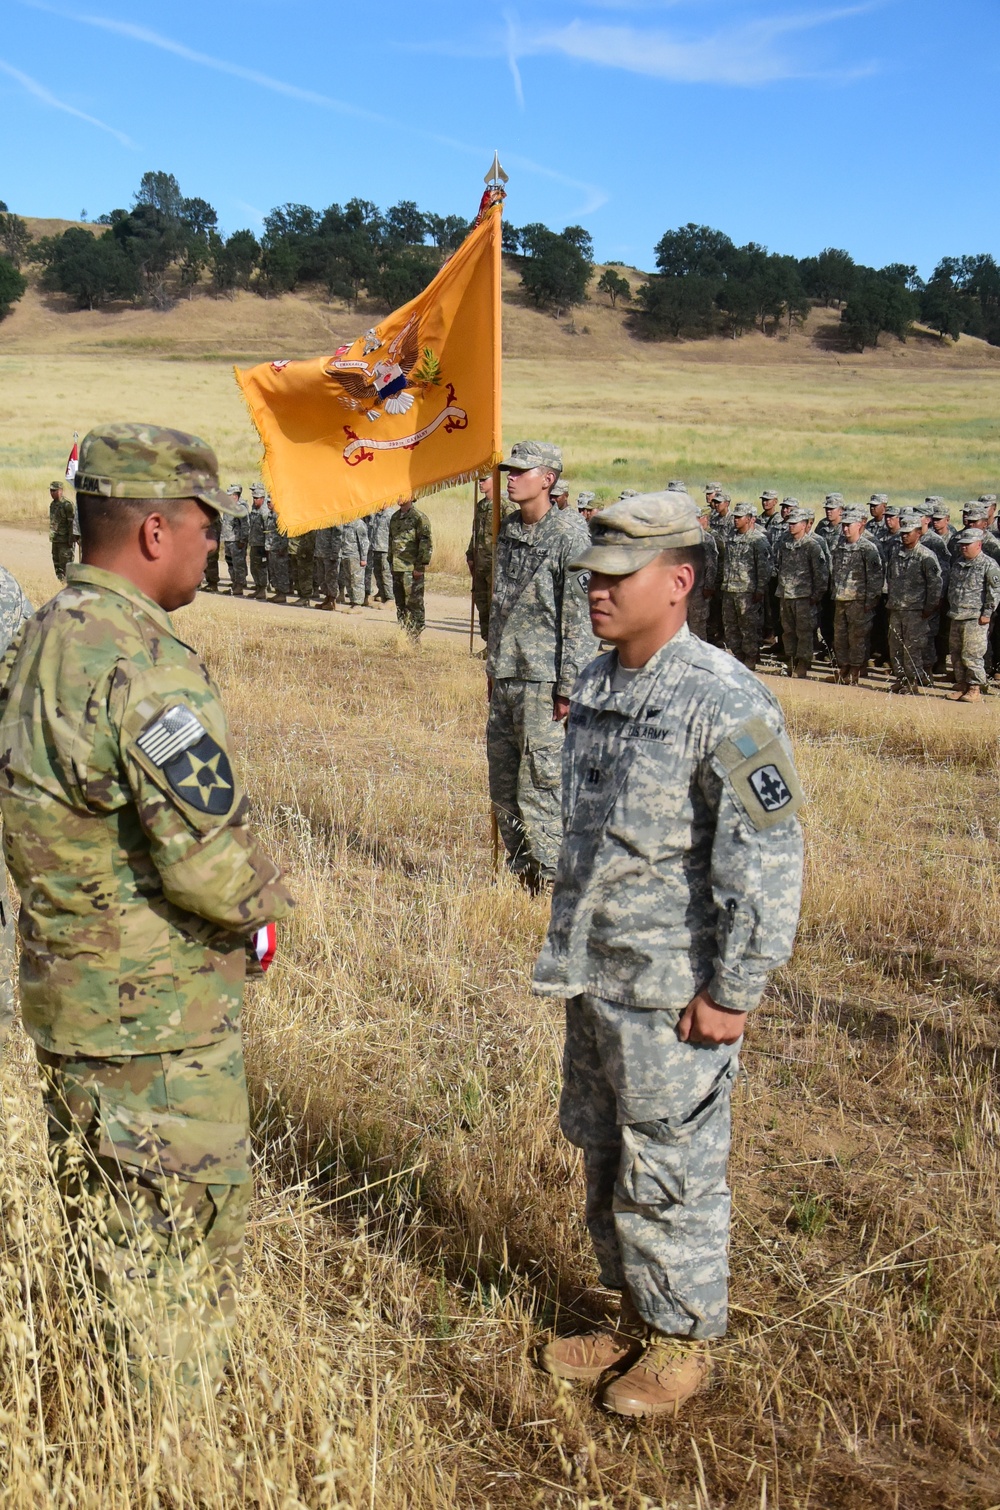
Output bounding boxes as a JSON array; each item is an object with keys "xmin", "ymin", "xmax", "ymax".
[
  {"xmin": 66, "ymin": 564, "xmax": 178, "ymax": 637},
  {"xmin": 576, "ymin": 625, "xmax": 692, "ymax": 711}
]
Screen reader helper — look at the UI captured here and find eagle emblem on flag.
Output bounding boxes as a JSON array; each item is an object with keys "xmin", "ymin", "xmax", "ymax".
[{"xmin": 327, "ymin": 316, "xmax": 441, "ymax": 423}]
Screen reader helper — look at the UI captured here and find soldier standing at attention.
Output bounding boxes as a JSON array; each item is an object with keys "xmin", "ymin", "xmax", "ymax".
[
  {"xmin": 886, "ymin": 512, "xmax": 942, "ymax": 693},
  {"xmin": 313, "ymin": 525, "xmax": 343, "ymax": 612},
  {"xmin": 388, "ymin": 497, "xmax": 433, "ymax": 639},
  {"xmin": 828, "ymin": 506, "xmax": 884, "ymax": 683},
  {"xmin": 760, "ymin": 491, "xmax": 783, "ymax": 650},
  {"xmin": 687, "ymin": 502, "xmax": 719, "ymax": 642},
  {"xmin": 552, "ymin": 480, "xmax": 571, "ymax": 511},
  {"xmin": 774, "ymin": 506, "xmax": 829, "ymax": 677},
  {"xmin": 534, "ymin": 491, "xmax": 803, "ymax": 1417},
  {"xmin": 946, "ymin": 529, "xmax": 1000, "ymax": 702},
  {"xmin": 719, "ymin": 502, "xmax": 771, "ymax": 670},
  {"xmin": 467, "ymin": 475, "xmax": 498, "ymax": 643},
  {"xmin": 338, "ymin": 517, "xmax": 369, "ymax": 609},
  {"xmin": 49, "ymin": 480, "xmax": 76, "ymax": 581},
  {"xmin": 221, "ymin": 484, "xmax": 250, "ymax": 597},
  {"xmin": 289, "ymin": 528, "xmax": 316, "ymax": 608},
  {"xmin": 264, "ymin": 497, "xmax": 290, "ymax": 604},
  {"xmin": 369, "ymin": 505, "xmax": 396, "ymax": 605},
  {"xmin": 247, "ymin": 483, "xmax": 269, "ymax": 600},
  {"xmin": 577, "ymin": 492, "xmax": 597, "ymax": 522},
  {"xmin": 0, "ymin": 425, "xmax": 293, "ymax": 1401},
  {"xmin": 0, "ymin": 562, "xmax": 33, "ymax": 1057},
  {"xmin": 487, "ymin": 441, "xmax": 595, "ymax": 892}
]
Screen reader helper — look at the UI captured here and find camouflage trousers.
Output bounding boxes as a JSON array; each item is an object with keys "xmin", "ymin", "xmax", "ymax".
[
  {"xmin": 392, "ymin": 569, "xmax": 425, "ymax": 636},
  {"xmin": 249, "ymin": 544, "xmax": 268, "ymax": 594},
  {"xmin": 370, "ymin": 550, "xmax": 393, "ymax": 602},
  {"xmin": 779, "ymin": 598, "xmax": 815, "ymax": 664},
  {"xmin": 721, "ymin": 592, "xmax": 764, "ymax": 661},
  {"xmin": 833, "ymin": 599, "xmax": 875, "ymax": 668},
  {"xmin": 339, "ymin": 555, "xmax": 365, "ymax": 606},
  {"xmin": 289, "ymin": 534, "xmax": 315, "ymax": 600},
  {"xmin": 949, "ymin": 617, "xmax": 989, "ymax": 687},
  {"xmin": 560, "ymin": 994, "xmax": 739, "ymax": 1339},
  {"xmin": 687, "ymin": 591, "xmax": 711, "ymax": 641},
  {"xmin": 0, "ymin": 869, "xmax": 15, "ymax": 1053},
  {"xmin": 51, "ymin": 539, "xmax": 75, "ymax": 582},
  {"xmin": 487, "ymin": 679, "xmax": 565, "ymax": 882},
  {"xmin": 267, "ymin": 540, "xmax": 290, "ymax": 596},
  {"xmin": 36, "ymin": 1031, "xmax": 251, "ymax": 1402},
  {"xmin": 889, "ymin": 609, "xmax": 930, "ymax": 685},
  {"xmin": 203, "ymin": 546, "xmax": 220, "ymax": 590},
  {"xmin": 224, "ymin": 541, "xmax": 248, "ymax": 593},
  {"xmin": 314, "ymin": 546, "xmax": 341, "ymax": 602},
  {"xmin": 471, "ymin": 561, "xmax": 492, "ymax": 641}
]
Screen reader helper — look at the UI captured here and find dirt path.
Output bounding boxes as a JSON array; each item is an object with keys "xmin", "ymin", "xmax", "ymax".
[{"xmin": 0, "ymin": 525, "xmax": 482, "ymax": 650}]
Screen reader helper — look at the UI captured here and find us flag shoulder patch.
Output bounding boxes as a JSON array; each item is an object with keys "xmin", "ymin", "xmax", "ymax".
[{"xmin": 136, "ymin": 705, "xmax": 205, "ymax": 768}]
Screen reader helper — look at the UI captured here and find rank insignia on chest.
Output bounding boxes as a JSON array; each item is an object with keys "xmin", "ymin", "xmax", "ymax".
[{"xmin": 586, "ymin": 768, "xmax": 602, "ymax": 786}]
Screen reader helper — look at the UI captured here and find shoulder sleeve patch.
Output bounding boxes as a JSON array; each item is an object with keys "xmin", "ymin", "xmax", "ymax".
[
  {"xmin": 134, "ymin": 704, "xmax": 236, "ymax": 818},
  {"xmin": 135, "ymin": 704, "xmax": 204, "ymax": 767},
  {"xmin": 712, "ymin": 715, "xmax": 804, "ymax": 832}
]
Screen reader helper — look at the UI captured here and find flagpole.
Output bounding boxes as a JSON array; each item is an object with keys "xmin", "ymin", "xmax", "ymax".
[
  {"xmin": 485, "ymin": 151, "xmax": 507, "ymax": 876},
  {"xmin": 469, "ymin": 480, "xmax": 477, "ymax": 654}
]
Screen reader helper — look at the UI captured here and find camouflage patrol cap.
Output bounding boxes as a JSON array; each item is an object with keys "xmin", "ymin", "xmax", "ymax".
[
  {"xmin": 732, "ymin": 502, "xmax": 756, "ymax": 518},
  {"xmin": 226, "ymin": 483, "xmax": 242, "ymax": 496},
  {"xmin": 577, "ymin": 491, "xmax": 596, "ymax": 510},
  {"xmin": 824, "ymin": 492, "xmax": 844, "ymax": 505},
  {"xmin": 979, "ymin": 493, "xmax": 997, "ymax": 504},
  {"xmin": 569, "ymin": 491, "xmax": 703, "ymax": 575},
  {"xmin": 841, "ymin": 506, "xmax": 866, "ymax": 524},
  {"xmin": 884, "ymin": 504, "xmax": 901, "ymax": 517},
  {"xmin": 786, "ymin": 507, "xmax": 811, "ymax": 524},
  {"xmin": 870, "ymin": 493, "xmax": 889, "ymax": 505},
  {"xmin": 250, "ymin": 482, "xmax": 266, "ymax": 498},
  {"xmin": 760, "ymin": 490, "xmax": 779, "ymax": 502},
  {"xmin": 551, "ymin": 479, "xmax": 569, "ymax": 498},
  {"xmin": 931, "ymin": 503, "xmax": 950, "ymax": 520},
  {"xmin": 964, "ymin": 502, "xmax": 988, "ymax": 520},
  {"xmin": 620, "ymin": 489, "xmax": 639, "ymax": 500},
  {"xmin": 714, "ymin": 490, "xmax": 732, "ymax": 504},
  {"xmin": 666, "ymin": 479, "xmax": 686, "ymax": 491},
  {"xmin": 499, "ymin": 439, "xmax": 563, "ymax": 475},
  {"xmin": 704, "ymin": 481, "xmax": 721, "ymax": 493},
  {"xmin": 955, "ymin": 528, "xmax": 985, "ymax": 545},
  {"xmin": 781, "ymin": 496, "xmax": 799, "ymax": 508},
  {"xmin": 49, "ymin": 480, "xmax": 63, "ymax": 490},
  {"xmin": 898, "ymin": 512, "xmax": 922, "ymax": 532},
  {"xmin": 75, "ymin": 423, "xmax": 239, "ymax": 516}
]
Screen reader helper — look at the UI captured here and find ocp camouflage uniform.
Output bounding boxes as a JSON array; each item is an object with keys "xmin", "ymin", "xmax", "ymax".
[
  {"xmin": 919, "ymin": 528, "xmax": 951, "ymax": 672},
  {"xmin": 49, "ymin": 489, "xmax": 76, "ymax": 581},
  {"xmin": 288, "ymin": 529, "xmax": 316, "ymax": 602},
  {"xmin": 314, "ymin": 525, "xmax": 342, "ymax": 607},
  {"xmin": 388, "ymin": 504, "xmax": 433, "ymax": 637},
  {"xmin": 338, "ymin": 518, "xmax": 369, "ymax": 606},
  {"xmin": 264, "ymin": 504, "xmax": 290, "ymax": 598},
  {"xmin": 221, "ymin": 499, "xmax": 250, "ymax": 595},
  {"xmin": 686, "ymin": 528, "xmax": 718, "ymax": 641},
  {"xmin": 719, "ymin": 525, "xmax": 771, "ymax": 665},
  {"xmin": 0, "ymin": 540, "xmax": 293, "ymax": 1398},
  {"xmin": 0, "ymin": 563, "xmax": 33, "ymax": 1053},
  {"xmin": 886, "ymin": 536, "xmax": 941, "ymax": 688},
  {"xmin": 467, "ymin": 492, "xmax": 517, "ymax": 641},
  {"xmin": 947, "ymin": 549, "xmax": 1000, "ymax": 688},
  {"xmin": 534, "ymin": 626, "xmax": 803, "ymax": 1340},
  {"xmin": 774, "ymin": 530, "xmax": 830, "ymax": 671},
  {"xmin": 487, "ymin": 506, "xmax": 596, "ymax": 882},
  {"xmin": 830, "ymin": 532, "xmax": 883, "ymax": 669},
  {"xmin": 247, "ymin": 497, "xmax": 269, "ymax": 598},
  {"xmin": 368, "ymin": 506, "xmax": 396, "ymax": 604}
]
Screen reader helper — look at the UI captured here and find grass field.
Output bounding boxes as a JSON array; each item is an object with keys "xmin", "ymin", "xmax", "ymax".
[{"xmin": 0, "ymin": 340, "xmax": 999, "ymax": 1507}]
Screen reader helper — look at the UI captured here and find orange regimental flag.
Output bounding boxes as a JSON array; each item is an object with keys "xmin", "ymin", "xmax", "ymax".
[{"xmin": 235, "ymin": 204, "xmax": 502, "ymax": 535}]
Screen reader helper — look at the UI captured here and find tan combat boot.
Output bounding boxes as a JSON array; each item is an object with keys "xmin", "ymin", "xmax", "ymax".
[
  {"xmin": 947, "ymin": 684, "xmax": 967, "ymax": 700},
  {"xmin": 794, "ymin": 660, "xmax": 811, "ymax": 679},
  {"xmin": 541, "ymin": 1291, "xmax": 647, "ymax": 1382},
  {"xmin": 960, "ymin": 685, "xmax": 982, "ymax": 702},
  {"xmin": 601, "ymin": 1333, "xmax": 712, "ymax": 1418}
]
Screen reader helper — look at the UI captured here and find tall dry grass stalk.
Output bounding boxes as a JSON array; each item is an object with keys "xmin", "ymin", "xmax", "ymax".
[{"xmin": 0, "ymin": 598, "xmax": 998, "ymax": 1507}]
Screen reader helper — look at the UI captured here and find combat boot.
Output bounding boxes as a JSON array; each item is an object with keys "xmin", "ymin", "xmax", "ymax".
[
  {"xmin": 959, "ymin": 685, "xmax": 982, "ymax": 702},
  {"xmin": 948, "ymin": 684, "xmax": 967, "ymax": 700},
  {"xmin": 292, "ymin": 597, "xmax": 311, "ymax": 608},
  {"xmin": 254, "ymin": 588, "xmax": 267, "ymax": 601},
  {"xmin": 793, "ymin": 660, "xmax": 810, "ymax": 679},
  {"xmin": 601, "ymin": 1334, "xmax": 711, "ymax": 1418},
  {"xmin": 363, "ymin": 595, "xmax": 372, "ymax": 606},
  {"xmin": 824, "ymin": 665, "xmax": 847, "ymax": 684},
  {"xmin": 269, "ymin": 592, "xmax": 287, "ymax": 604},
  {"xmin": 541, "ymin": 1290, "xmax": 647, "ymax": 1382},
  {"xmin": 317, "ymin": 597, "xmax": 336, "ymax": 611},
  {"xmin": 847, "ymin": 666, "xmax": 862, "ymax": 685}
]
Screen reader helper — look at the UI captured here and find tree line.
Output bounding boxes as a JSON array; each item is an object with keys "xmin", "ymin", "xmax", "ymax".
[{"xmin": 2, "ymin": 174, "xmax": 1000, "ymax": 355}]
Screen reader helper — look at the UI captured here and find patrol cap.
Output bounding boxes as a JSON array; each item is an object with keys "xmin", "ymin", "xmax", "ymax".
[
  {"xmin": 226, "ymin": 483, "xmax": 242, "ymax": 496},
  {"xmin": 931, "ymin": 504, "xmax": 950, "ymax": 520},
  {"xmin": 666, "ymin": 479, "xmax": 686, "ymax": 491},
  {"xmin": 841, "ymin": 506, "xmax": 866, "ymax": 524},
  {"xmin": 781, "ymin": 496, "xmax": 800, "ymax": 508},
  {"xmin": 705, "ymin": 481, "xmax": 721, "ymax": 492},
  {"xmin": 74, "ymin": 423, "xmax": 240, "ymax": 516},
  {"xmin": 798, "ymin": 505, "xmax": 816, "ymax": 519},
  {"xmin": 760, "ymin": 489, "xmax": 779, "ymax": 502},
  {"xmin": 714, "ymin": 490, "xmax": 732, "ymax": 504},
  {"xmin": 250, "ymin": 482, "xmax": 266, "ymax": 498},
  {"xmin": 732, "ymin": 502, "xmax": 756, "ymax": 518},
  {"xmin": 569, "ymin": 491, "xmax": 703, "ymax": 575},
  {"xmin": 824, "ymin": 492, "xmax": 844, "ymax": 505},
  {"xmin": 963, "ymin": 502, "xmax": 988, "ymax": 520},
  {"xmin": 577, "ymin": 491, "xmax": 596, "ymax": 510},
  {"xmin": 551, "ymin": 479, "xmax": 569, "ymax": 498},
  {"xmin": 884, "ymin": 504, "xmax": 901, "ymax": 517},
  {"xmin": 499, "ymin": 439, "xmax": 563, "ymax": 476},
  {"xmin": 620, "ymin": 488, "xmax": 639, "ymax": 500},
  {"xmin": 955, "ymin": 528, "xmax": 985, "ymax": 545},
  {"xmin": 870, "ymin": 493, "xmax": 889, "ymax": 505},
  {"xmin": 979, "ymin": 493, "xmax": 997, "ymax": 505},
  {"xmin": 49, "ymin": 479, "xmax": 63, "ymax": 489},
  {"xmin": 898, "ymin": 512, "xmax": 922, "ymax": 532},
  {"xmin": 786, "ymin": 507, "xmax": 811, "ymax": 524},
  {"xmin": 916, "ymin": 498, "xmax": 935, "ymax": 514}
]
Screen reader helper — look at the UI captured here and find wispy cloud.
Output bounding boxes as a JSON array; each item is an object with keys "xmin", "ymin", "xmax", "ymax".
[
  {"xmin": 19, "ymin": 2, "xmax": 608, "ymax": 218},
  {"xmin": 504, "ymin": 9, "xmax": 526, "ymax": 108},
  {"xmin": 517, "ymin": 6, "xmax": 877, "ymax": 86},
  {"xmin": 0, "ymin": 55, "xmax": 133, "ymax": 144}
]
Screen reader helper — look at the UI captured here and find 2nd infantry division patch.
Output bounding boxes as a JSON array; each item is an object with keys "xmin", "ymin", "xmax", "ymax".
[{"xmin": 136, "ymin": 705, "xmax": 235, "ymax": 816}]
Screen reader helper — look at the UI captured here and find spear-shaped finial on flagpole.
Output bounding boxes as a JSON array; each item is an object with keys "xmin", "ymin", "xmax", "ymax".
[{"xmin": 484, "ymin": 151, "xmax": 509, "ymax": 187}]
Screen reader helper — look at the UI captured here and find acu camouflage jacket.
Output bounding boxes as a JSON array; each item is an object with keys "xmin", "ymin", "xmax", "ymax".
[
  {"xmin": 533, "ymin": 627, "xmax": 804, "ymax": 1016},
  {"xmin": 0, "ymin": 565, "xmax": 293, "ymax": 1059}
]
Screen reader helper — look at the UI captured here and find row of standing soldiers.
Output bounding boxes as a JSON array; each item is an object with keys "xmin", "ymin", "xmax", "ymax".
[
  {"xmin": 201, "ymin": 484, "xmax": 433, "ymax": 639},
  {"xmin": 688, "ymin": 484, "xmax": 1000, "ymax": 701}
]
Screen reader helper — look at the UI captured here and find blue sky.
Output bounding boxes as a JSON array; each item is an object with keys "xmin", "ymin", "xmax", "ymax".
[{"xmin": 3, "ymin": 0, "xmax": 998, "ymax": 275}]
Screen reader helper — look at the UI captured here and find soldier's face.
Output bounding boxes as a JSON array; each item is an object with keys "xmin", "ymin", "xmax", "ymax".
[
  {"xmin": 961, "ymin": 542, "xmax": 982, "ymax": 560},
  {"xmin": 734, "ymin": 516, "xmax": 752, "ymax": 533},
  {"xmin": 480, "ymin": 475, "xmax": 494, "ymax": 502},
  {"xmin": 826, "ymin": 509, "xmax": 842, "ymax": 524},
  {"xmin": 901, "ymin": 528, "xmax": 921, "ymax": 548},
  {"xmin": 587, "ymin": 555, "xmax": 693, "ymax": 646},
  {"xmin": 153, "ymin": 499, "xmax": 219, "ymax": 610},
  {"xmin": 788, "ymin": 522, "xmax": 807, "ymax": 539},
  {"xmin": 843, "ymin": 522, "xmax": 864, "ymax": 543},
  {"xmin": 506, "ymin": 466, "xmax": 552, "ymax": 505}
]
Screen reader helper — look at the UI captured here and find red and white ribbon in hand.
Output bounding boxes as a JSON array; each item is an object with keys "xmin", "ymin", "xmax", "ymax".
[{"xmin": 252, "ymin": 922, "xmax": 277, "ymax": 972}]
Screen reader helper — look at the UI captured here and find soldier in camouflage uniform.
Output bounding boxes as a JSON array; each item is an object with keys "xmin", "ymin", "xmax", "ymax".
[
  {"xmin": 487, "ymin": 442, "xmax": 596, "ymax": 889},
  {"xmin": 313, "ymin": 525, "xmax": 342, "ymax": 611},
  {"xmin": 369, "ymin": 506, "xmax": 397, "ymax": 605},
  {"xmin": 720, "ymin": 503, "xmax": 771, "ymax": 669},
  {"xmin": 827, "ymin": 506, "xmax": 884, "ymax": 683},
  {"xmin": 264, "ymin": 498, "xmax": 289, "ymax": 603},
  {"xmin": 552, "ymin": 481, "xmax": 570, "ymax": 511},
  {"xmin": 247, "ymin": 484, "xmax": 269, "ymax": 600},
  {"xmin": 534, "ymin": 491, "xmax": 803, "ymax": 1417},
  {"xmin": 288, "ymin": 529, "xmax": 316, "ymax": 607},
  {"xmin": 337, "ymin": 517, "xmax": 369, "ymax": 608},
  {"xmin": 886, "ymin": 512, "xmax": 942, "ymax": 692},
  {"xmin": 774, "ymin": 508, "xmax": 830, "ymax": 677},
  {"xmin": 49, "ymin": 481, "xmax": 76, "ymax": 582},
  {"xmin": 221, "ymin": 485, "xmax": 250, "ymax": 597},
  {"xmin": 0, "ymin": 563, "xmax": 33, "ymax": 1054},
  {"xmin": 0, "ymin": 425, "xmax": 293, "ymax": 1402},
  {"xmin": 388, "ymin": 498, "xmax": 432, "ymax": 638},
  {"xmin": 946, "ymin": 529, "xmax": 1000, "ymax": 702},
  {"xmin": 577, "ymin": 491, "xmax": 597, "ymax": 522},
  {"xmin": 467, "ymin": 477, "xmax": 499, "ymax": 641},
  {"xmin": 686, "ymin": 504, "xmax": 719, "ymax": 641}
]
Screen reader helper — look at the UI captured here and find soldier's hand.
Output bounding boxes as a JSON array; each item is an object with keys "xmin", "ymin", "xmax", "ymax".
[
  {"xmin": 981, "ymin": 614, "xmax": 992, "ymax": 625},
  {"xmin": 678, "ymin": 989, "xmax": 746, "ymax": 1045},
  {"xmin": 413, "ymin": 569, "xmax": 425, "ymax": 582},
  {"xmin": 552, "ymin": 695, "xmax": 570, "ymax": 722}
]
